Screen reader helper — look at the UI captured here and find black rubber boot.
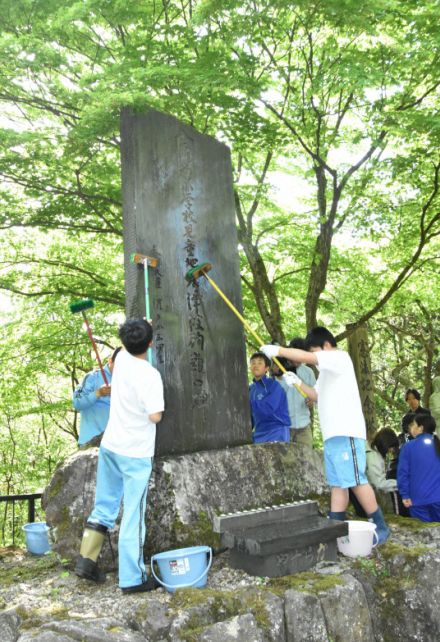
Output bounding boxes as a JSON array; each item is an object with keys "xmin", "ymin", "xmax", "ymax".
[
  {"xmin": 121, "ymin": 575, "xmax": 160, "ymax": 594},
  {"xmin": 75, "ymin": 555, "xmax": 106, "ymax": 583}
]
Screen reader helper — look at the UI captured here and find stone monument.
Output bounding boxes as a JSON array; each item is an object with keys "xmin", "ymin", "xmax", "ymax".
[
  {"xmin": 120, "ymin": 108, "xmax": 251, "ymax": 456},
  {"xmin": 43, "ymin": 110, "xmax": 329, "ymax": 565}
]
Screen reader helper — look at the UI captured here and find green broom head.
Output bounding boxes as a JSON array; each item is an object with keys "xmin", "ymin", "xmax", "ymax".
[
  {"xmin": 69, "ymin": 299, "xmax": 95, "ymax": 314},
  {"xmin": 185, "ymin": 262, "xmax": 212, "ymax": 282}
]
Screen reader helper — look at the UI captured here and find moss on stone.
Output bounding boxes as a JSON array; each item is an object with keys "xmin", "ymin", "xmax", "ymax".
[
  {"xmin": 14, "ymin": 602, "xmax": 69, "ymax": 630},
  {"xmin": 56, "ymin": 505, "xmax": 75, "ymax": 539},
  {"xmin": 0, "ymin": 553, "xmax": 60, "ymax": 587},
  {"xmin": 385, "ymin": 515, "xmax": 440, "ymax": 531},
  {"xmin": 171, "ymin": 511, "xmax": 221, "ymax": 549},
  {"xmin": 46, "ymin": 474, "xmax": 64, "ymax": 501},
  {"xmin": 306, "ymin": 493, "xmax": 330, "ymax": 515},
  {"xmin": 267, "ymin": 571, "xmax": 343, "ymax": 595},
  {"xmin": 379, "ymin": 541, "xmax": 430, "ymax": 562},
  {"xmin": 171, "ymin": 587, "xmax": 272, "ymax": 639}
]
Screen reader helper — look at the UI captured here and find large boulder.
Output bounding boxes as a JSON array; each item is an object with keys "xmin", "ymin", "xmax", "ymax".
[{"xmin": 42, "ymin": 443, "xmax": 328, "ymax": 564}]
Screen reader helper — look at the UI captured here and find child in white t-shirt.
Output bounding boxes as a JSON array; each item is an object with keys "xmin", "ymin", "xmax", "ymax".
[
  {"xmin": 75, "ymin": 319, "xmax": 164, "ymax": 592},
  {"xmin": 261, "ymin": 326, "xmax": 390, "ymax": 544}
]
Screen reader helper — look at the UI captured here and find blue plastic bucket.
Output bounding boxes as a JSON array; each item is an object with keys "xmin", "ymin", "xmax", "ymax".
[
  {"xmin": 22, "ymin": 522, "xmax": 51, "ymax": 555},
  {"xmin": 151, "ymin": 545, "xmax": 212, "ymax": 593}
]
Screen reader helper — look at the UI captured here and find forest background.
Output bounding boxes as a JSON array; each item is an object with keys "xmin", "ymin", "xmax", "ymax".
[{"xmin": 0, "ymin": 0, "xmax": 439, "ymax": 544}]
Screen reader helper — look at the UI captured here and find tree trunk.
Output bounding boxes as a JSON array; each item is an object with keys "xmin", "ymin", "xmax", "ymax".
[{"xmin": 347, "ymin": 323, "xmax": 378, "ymax": 440}]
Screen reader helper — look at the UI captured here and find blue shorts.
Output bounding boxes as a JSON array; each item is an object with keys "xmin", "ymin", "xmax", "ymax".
[{"xmin": 324, "ymin": 436, "xmax": 368, "ymax": 488}]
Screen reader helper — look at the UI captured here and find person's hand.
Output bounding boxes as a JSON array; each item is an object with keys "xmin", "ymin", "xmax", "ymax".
[
  {"xmin": 260, "ymin": 344, "xmax": 280, "ymax": 358},
  {"xmin": 402, "ymin": 498, "xmax": 412, "ymax": 508},
  {"xmin": 96, "ymin": 384, "xmax": 111, "ymax": 398},
  {"xmin": 282, "ymin": 372, "xmax": 302, "ymax": 388},
  {"xmin": 305, "ymin": 398, "xmax": 314, "ymax": 408}
]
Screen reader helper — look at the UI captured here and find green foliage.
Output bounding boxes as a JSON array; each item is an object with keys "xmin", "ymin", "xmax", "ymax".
[{"xmin": 0, "ymin": 0, "xmax": 439, "ymax": 538}]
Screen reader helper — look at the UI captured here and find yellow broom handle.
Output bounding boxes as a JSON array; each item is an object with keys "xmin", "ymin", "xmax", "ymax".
[{"xmin": 202, "ymin": 270, "xmax": 307, "ymax": 397}]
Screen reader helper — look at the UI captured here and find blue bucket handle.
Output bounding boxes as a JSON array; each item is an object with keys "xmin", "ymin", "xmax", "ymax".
[{"xmin": 151, "ymin": 546, "xmax": 212, "ymax": 591}]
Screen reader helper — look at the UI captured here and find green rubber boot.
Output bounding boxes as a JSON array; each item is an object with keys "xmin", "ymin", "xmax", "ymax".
[{"xmin": 75, "ymin": 522, "xmax": 107, "ymax": 583}]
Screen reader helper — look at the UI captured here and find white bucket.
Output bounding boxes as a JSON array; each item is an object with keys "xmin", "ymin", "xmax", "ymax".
[{"xmin": 337, "ymin": 520, "xmax": 378, "ymax": 557}]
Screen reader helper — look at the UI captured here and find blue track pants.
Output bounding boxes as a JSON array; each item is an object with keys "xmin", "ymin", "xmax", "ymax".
[
  {"xmin": 88, "ymin": 446, "xmax": 153, "ymax": 588},
  {"xmin": 410, "ymin": 502, "xmax": 440, "ymax": 523}
]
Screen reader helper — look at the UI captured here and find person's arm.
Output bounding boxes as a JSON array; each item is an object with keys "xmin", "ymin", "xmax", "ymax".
[
  {"xmin": 261, "ymin": 345, "xmax": 318, "ymax": 400},
  {"xmin": 141, "ymin": 371, "xmax": 165, "ymax": 424},
  {"xmin": 280, "ymin": 347, "xmax": 318, "ymax": 366},
  {"xmin": 282, "ymin": 371, "xmax": 318, "ymax": 401},
  {"xmin": 301, "ymin": 366, "xmax": 317, "ymax": 406},
  {"xmin": 366, "ymin": 450, "xmax": 397, "ymax": 492},
  {"xmin": 72, "ymin": 373, "xmax": 105, "ymax": 411},
  {"xmin": 397, "ymin": 445, "xmax": 411, "ymax": 504}
]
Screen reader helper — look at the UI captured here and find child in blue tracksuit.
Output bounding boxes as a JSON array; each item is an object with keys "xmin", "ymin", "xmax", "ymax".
[
  {"xmin": 249, "ymin": 352, "xmax": 290, "ymax": 443},
  {"xmin": 75, "ymin": 319, "xmax": 164, "ymax": 593},
  {"xmin": 397, "ymin": 413, "xmax": 440, "ymax": 522},
  {"xmin": 72, "ymin": 347, "xmax": 121, "ymax": 446}
]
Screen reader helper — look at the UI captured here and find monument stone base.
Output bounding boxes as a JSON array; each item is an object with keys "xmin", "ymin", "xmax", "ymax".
[
  {"xmin": 42, "ymin": 443, "xmax": 329, "ymax": 568},
  {"xmin": 215, "ymin": 500, "xmax": 347, "ymax": 577}
]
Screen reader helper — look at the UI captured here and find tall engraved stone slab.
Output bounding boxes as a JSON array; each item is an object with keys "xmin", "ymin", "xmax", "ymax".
[{"xmin": 120, "ymin": 109, "xmax": 252, "ymax": 456}]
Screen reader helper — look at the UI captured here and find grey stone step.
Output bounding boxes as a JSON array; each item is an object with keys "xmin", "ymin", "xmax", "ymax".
[
  {"xmin": 213, "ymin": 500, "xmax": 318, "ymax": 533},
  {"xmin": 221, "ymin": 515, "xmax": 348, "ymax": 556},
  {"xmin": 229, "ymin": 540, "xmax": 339, "ymax": 577}
]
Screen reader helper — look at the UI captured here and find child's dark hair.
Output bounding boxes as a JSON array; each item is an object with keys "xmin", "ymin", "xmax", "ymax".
[
  {"xmin": 289, "ymin": 336, "xmax": 307, "ymax": 350},
  {"xmin": 405, "ymin": 388, "xmax": 421, "ymax": 401},
  {"xmin": 270, "ymin": 356, "xmax": 291, "ymax": 375},
  {"xmin": 111, "ymin": 346, "xmax": 122, "ymax": 362},
  {"xmin": 371, "ymin": 428, "xmax": 399, "ymax": 459},
  {"xmin": 413, "ymin": 413, "xmax": 440, "ymax": 457},
  {"xmin": 250, "ymin": 352, "xmax": 271, "ymax": 368},
  {"xmin": 119, "ymin": 319, "xmax": 152, "ymax": 355},
  {"xmin": 305, "ymin": 326, "xmax": 337, "ymax": 350}
]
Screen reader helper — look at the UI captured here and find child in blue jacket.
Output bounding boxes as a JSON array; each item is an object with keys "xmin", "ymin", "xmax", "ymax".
[
  {"xmin": 249, "ymin": 352, "xmax": 290, "ymax": 443},
  {"xmin": 397, "ymin": 413, "xmax": 440, "ymax": 522}
]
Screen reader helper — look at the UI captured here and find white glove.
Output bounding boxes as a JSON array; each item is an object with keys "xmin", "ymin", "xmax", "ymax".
[
  {"xmin": 282, "ymin": 372, "xmax": 302, "ymax": 388},
  {"xmin": 260, "ymin": 344, "xmax": 280, "ymax": 358}
]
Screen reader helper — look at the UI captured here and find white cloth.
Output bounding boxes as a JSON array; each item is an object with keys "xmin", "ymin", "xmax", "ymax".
[
  {"xmin": 260, "ymin": 344, "xmax": 280, "ymax": 358},
  {"xmin": 314, "ymin": 349, "xmax": 366, "ymax": 441},
  {"xmin": 101, "ymin": 349, "xmax": 164, "ymax": 458},
  {"xmin": 282, "ymin": 371, "xmax": 302, "ymax": 387}
]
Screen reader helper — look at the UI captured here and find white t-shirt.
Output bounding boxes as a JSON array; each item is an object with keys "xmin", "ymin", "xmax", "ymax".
[
  {"xmin": 315, "ymin": 349, "xmax": 366, "ymax": 442},
  {"xmin": 101, "ymin": 349, "xmax": 164, "ymax": 458}
]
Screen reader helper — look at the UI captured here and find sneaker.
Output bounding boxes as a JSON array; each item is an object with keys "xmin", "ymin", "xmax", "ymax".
[
  {"xmin": 121, "ymin": 575, "xmax": 160, "ymax": 594},
  {"xmin": 75, "ymin": 555, "xmax": 106, "ymax": 583}
]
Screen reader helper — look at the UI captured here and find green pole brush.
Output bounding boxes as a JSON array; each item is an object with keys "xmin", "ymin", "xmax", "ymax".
[{"xmin": 69, "ymin": 299, "xmax": 109, "ymax": 385}]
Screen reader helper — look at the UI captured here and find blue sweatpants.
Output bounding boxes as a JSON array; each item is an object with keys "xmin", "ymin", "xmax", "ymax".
[
  {"xmin": 409, "ymin": 502, "xmax": 440, "ymax": 523},
  {"xmin": 88, "ymin": 446, "xmax": 153, "ymax": 588}
]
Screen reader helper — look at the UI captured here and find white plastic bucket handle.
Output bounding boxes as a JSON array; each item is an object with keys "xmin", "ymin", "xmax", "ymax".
[
  {"xmin": 372, "ymin": 528, "xmax": 379, "ymax": 548},
  {"xmin": 151, "ymin": 547, "xmax": 212, "ymax": 591}
]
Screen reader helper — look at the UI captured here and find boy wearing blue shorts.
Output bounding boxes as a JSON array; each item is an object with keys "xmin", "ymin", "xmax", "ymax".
[{"xmin": 261, "ymin": 326, "xmax": 390, "ymax": 543}]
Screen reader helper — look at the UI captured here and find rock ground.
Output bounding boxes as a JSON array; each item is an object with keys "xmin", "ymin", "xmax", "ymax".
[{"xmin": 1, "ymin": 516, "xmax": 440, "ymax": 641}]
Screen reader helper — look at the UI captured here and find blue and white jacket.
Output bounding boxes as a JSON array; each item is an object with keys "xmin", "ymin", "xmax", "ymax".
[
  {"xmin": 249, "ymin": 375, "xmax": 290, "ymax": 443},
  {"xmin": 72, "ymin": 366, "xmax": 112, "ymax": 446},
  {"xmin": 398, "ymin": 433, "xmax": 440, "ymax": 505}
]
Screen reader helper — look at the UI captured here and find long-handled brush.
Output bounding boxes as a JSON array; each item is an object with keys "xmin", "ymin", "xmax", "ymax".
[
  {"xmin": 185, "ymin": 262, "xmax": 307, "ymax": 398},
  {"xmin": 130, "ymin": 253, "xmax": 158, "ymax": 363},
  {"xmin": 69, "ymin": 299, "xmax": 109, "ymax": 385}
]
